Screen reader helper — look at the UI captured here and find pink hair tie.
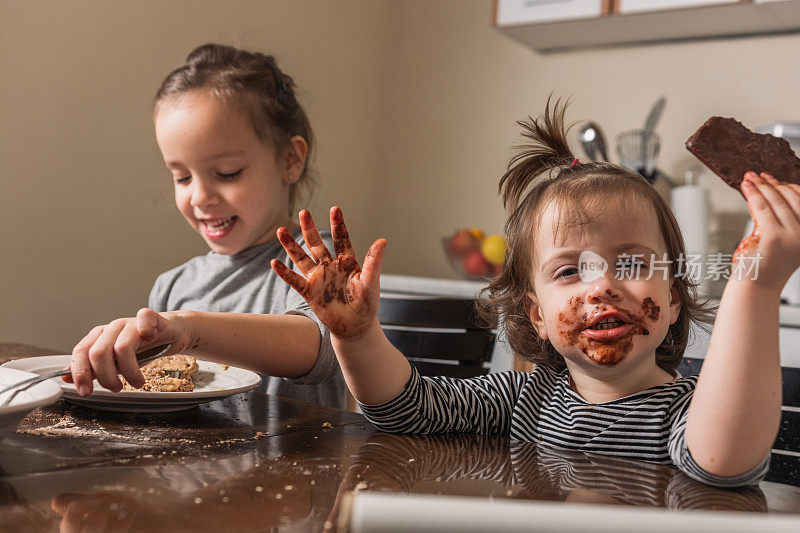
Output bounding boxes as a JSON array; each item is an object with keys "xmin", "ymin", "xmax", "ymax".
[{"xmin": 570, "ymin": 158, "xmax": 580, "ymax": 167}]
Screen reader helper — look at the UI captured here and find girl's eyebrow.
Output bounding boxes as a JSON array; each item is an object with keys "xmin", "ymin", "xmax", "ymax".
[
  {"xmin": 164, "ymin": 150, "xmax": 246, "ymax": 169},
  {"xmin": 540, "ymin": 249, "xmax": 581, "ymax": 273},
  {"xmin": 541, "ymin": 243, "xmax": 658, "ymax": 272},
  {"xmin": 615, "ymin": 243, "xmax": 657, "ymax": 256},
  {"xmin": 205, "ymin": 150, "xmax": 246, "ymax": 161}
]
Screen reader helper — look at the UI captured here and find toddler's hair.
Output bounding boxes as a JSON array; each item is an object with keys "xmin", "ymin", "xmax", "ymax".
[
  {"xmin": 154, "ymin": 43, "xmax": 315, "ymax": 214},
  {"xmin": 478, "ymin": 97, "xmax": 715, "ymax": 375}
]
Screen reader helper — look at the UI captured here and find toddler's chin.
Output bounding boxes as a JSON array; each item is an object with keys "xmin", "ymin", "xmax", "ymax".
[{"xmin": 560, "ymin": 338, "xmax": 657, "ymax": 371}]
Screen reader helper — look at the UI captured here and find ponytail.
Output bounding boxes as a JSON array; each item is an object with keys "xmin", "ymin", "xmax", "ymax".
[{"xmin": 499, "ymin": 96, "xmax": 575, "ymax": 211}]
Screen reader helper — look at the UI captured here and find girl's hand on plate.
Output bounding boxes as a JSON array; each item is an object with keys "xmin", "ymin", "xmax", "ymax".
[{"xmin": 66, "ymin": 308, "xmax": 191, "ymax": 395}]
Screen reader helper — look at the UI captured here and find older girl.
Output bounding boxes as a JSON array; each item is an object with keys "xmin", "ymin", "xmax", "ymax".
[{"xmin": 68, "ymin": 44, "xmax": 343, "ymax": 407}]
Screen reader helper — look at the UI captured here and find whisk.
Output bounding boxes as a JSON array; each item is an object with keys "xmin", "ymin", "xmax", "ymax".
[{"xmin": 616, "ymin": 129, "xmax": 661, "ymax": 183}]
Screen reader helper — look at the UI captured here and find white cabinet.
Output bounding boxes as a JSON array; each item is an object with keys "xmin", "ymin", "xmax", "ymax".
[
  {"xmin": 618, "ymin": 0, "xmax": 740, "ymax": 14},
  {"xmin": 495, "ymin": 0, "xmax": 800, "ymax": 52},
  {"xmin": 496, "ymin": 0, "xmax": 605, "ymax": 26}
]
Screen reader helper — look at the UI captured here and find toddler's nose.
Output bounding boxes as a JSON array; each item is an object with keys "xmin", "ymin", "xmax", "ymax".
[{"xmin": 586, "ymin": 278, "xmax": 623, "ymax": 304}]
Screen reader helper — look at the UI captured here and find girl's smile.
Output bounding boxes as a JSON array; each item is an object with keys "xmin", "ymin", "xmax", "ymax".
[{"xmin": 198, "ymin": 216, "xmax": 238, "ymax": 240}]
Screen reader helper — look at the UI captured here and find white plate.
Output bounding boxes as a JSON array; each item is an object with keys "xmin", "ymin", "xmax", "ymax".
[
  {"xmin": 1, "ymin": 356, "xmax": 261, "ymax": 413},
  {"xmin": 0, "ymin": 366, "xmax": 62, "ymax": 439}
]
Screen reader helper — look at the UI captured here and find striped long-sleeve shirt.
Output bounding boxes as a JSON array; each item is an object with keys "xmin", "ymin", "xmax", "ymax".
[{"xmin": 359, "ymin": 365, "xmax": 770, "ymax": 488}]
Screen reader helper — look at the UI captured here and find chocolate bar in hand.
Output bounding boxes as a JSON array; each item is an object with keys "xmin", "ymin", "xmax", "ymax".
[{"xmin": 685, "ymin": 117, "xmax": 800, "ymax": 194}]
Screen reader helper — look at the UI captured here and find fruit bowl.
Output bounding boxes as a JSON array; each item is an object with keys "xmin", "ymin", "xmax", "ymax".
[{"xmin": 442, "ymin": 229, "xmax": 506, "ymax": 281}]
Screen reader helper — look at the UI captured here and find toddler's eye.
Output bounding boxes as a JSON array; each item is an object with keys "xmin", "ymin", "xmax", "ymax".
[
  {"xmin": 555, "ymin": 267, "xmax": 578, "ymax": 279},
  {"xmin": 175, "ymin": 176, "xmax": 191, "ymax": 185},
  {"xmin": 218, "ymin": 169, "xmax": 243, "ymax": 180}
]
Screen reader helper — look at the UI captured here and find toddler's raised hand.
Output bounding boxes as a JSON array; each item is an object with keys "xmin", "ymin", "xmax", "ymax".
[
  {"xmin": 271, "ymin": 207, "xmax": 387, "ymax": 339},
  {"xmin": 736, "ymin": 171, "xmax": 800, "ymax": 292}
]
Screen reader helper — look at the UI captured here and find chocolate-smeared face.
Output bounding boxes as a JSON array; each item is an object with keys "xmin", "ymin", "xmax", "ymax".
[
  {"xmin": 557, "ymin": 295, "xmax": 660, "ymax": 366},
  {"xmin": 529, "ymin": 200, "xmax": 680, "ymax": 373}
]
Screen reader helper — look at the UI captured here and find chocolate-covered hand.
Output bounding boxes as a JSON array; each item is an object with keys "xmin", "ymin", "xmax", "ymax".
[
  {"xmin": 735, "ymin": 171, "xmax": 800, "ymax": 291},
  {"xmin": 271, "ymin": 207, "xmax": 387, "ymax": 339}
]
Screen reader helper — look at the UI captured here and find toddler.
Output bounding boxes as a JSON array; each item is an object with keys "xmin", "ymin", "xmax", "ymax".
[
  {"xmin": 68, "ymin": 44, "xmax": 343, "ymax": 408},
  {"xmin": 272, "ymin": 99, "xmax": 793, "ymax": 486}
]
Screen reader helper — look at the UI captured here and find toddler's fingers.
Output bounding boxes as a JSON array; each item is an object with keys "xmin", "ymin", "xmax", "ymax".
[
  {"xmin": 742, "ymin": 172, "xmax": 781, "ymax": 231},
  {"xmin": 115, "ymin": 321, "xmax": 146, "ymax": 389},
  {"xmin": 761, "ymin": 173, "xmax": 800, "ymax": 220},
  {"xmin": 69, "ymin": 326, "xmax": 104, "ymax": 392},
  {"xmin": 750, "ymin": 172, "xmax": 798, "ymax": 230},
  {"xmin": 271, "ymin": 259, "xmax": 308, "ymax": 294},
  {"xmin": 360, "ymin": 238, "xmax": 387, "ymax": 289},
  {"xmin": 330, "ymin": 206, "xmax": 356, "ymax": 257},
  {"xmin": 277, "ymin": 226, "xmax": 317, "ymax": 275},
  {"xmin": 299, "ymin": 210, "xmax": 334, "ymax": 264}
]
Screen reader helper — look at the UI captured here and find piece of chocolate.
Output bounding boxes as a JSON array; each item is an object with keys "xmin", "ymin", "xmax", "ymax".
[{"xmin": 686, "ymin": 117, "xmax": 800, "ymax": 194}]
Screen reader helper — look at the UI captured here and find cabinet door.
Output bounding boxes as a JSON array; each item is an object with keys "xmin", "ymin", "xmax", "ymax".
[
  {"xmin": 618, "ymin": 0, "xmax": 743, "ymax": 13},
  {"xmin": 496, "ymin": 0, "xmax": 605, "ymax": 26}
]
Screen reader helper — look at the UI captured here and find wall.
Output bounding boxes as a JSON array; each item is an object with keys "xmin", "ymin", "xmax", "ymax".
[{"xmin": 3, "ymin": 0, "xmax": 800, "ymax": 350}]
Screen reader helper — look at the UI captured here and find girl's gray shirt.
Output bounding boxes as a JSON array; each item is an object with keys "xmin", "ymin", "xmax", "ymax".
[{"xmin": 148, "ymin": 229, "xmax": 345, "ymax": 409}]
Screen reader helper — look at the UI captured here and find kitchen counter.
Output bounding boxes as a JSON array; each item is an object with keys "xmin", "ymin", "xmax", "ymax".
[{"xmin": 1, "ymin": 344, "xmax": 798, "ymax": 530}]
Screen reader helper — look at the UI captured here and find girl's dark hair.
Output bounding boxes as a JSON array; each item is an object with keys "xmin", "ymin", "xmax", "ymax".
[
  {"xmin": 477, "ymin": 97, "xmax": 716, "ymax": 375},
  {"xmin": 154, "ymin": 43, "xmax": 315, "ymax": 214}
]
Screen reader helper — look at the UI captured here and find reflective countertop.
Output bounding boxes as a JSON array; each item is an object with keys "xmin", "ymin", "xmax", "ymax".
[{"xmin": 0, "ymin": 344, "xmax": 797, "ymax": 532}]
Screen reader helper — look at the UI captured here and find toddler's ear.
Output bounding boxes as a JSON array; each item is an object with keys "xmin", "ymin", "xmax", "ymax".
[
  {"xmin": 283, "ymin": 135, "xmax": 308, "ymax": 184},
  {"xmin": 668, "ymin": 280, "xmax": 681, "ymax": 325},
  {"xmin": 527, "ymin": 292, "xmax": 549, "ymax": 340}
]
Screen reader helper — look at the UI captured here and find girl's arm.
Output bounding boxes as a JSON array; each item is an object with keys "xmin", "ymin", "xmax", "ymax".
[
  {"xmin": 68, "ymin": 309, "xmax": 322, "ymax": 395},
  {"xmin": 272, "ymin": 207, "xmax": 524, "ymax": 435},
  {"xmin": 685, "ymin": 171, "xmax": 799, "ymax": 477},
  {"xmin": 270, "ymin": 207, "xmax": 412, "ymax": 405},
  {"xmin": 168, "ymin": 310, "xmax": 322, "ymax": 376}
]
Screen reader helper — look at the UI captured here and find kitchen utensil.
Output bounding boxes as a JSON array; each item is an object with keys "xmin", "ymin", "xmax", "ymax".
[
  {"xmin": 643, "ymin": 96, "xmax": 667, "ymax": 134},
  {"xmin": 0, "ymin": 344, "xmax": 172, "ymax": 406},
  {"xmin": 640, "ymin": 97, "xmax": 667, "ymax": 181},
  {"xmin": 639, "ymin": 96, "xmax": 667, "ymax": 183},
  {"xmin": 616, "ymin": 128, "xmax": 661, "ymax": 183},
  {"xmin": 578, "ymin": 122, "xmax": 609, "ymax": 162}
]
